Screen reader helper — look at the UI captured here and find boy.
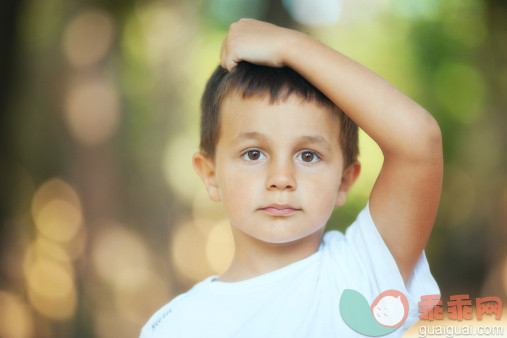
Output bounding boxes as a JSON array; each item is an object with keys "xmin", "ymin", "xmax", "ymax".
[{"xmin": 141, "ymin": 18, "xmax": 442, "ymax": 337}]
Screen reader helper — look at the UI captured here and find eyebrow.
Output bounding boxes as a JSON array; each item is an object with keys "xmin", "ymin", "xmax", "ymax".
[
  {"xmin": 295, "ymin": 135, "xmax": 332, "ymax": 152},
  {"xmin": 232, "ymin": 132, "xmax": 268, "ymax": 143},
  {"xmin": 233, "ymin": 132, "xmax": 332, "ymax": 152}
]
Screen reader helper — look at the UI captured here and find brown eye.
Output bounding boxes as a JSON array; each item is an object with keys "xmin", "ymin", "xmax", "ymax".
[
  {"xmin": 243, "ymin": 150, "xmax": 264, "ymax": 161},
  {"xmin": 301, "ymin": 151, "xmax": 315, "ymax": 162},
  {"xmin": 248, "ymin": 150, "xmax": 260, "ymax": 160}
]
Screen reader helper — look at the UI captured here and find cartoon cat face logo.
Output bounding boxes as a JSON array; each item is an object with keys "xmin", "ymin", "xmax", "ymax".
[{"xmin": 370, "ymin": 290, "xmax": 409, "ymax": 327}]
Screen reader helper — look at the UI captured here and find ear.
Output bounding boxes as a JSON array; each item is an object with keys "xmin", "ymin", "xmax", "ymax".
[
  {"xmin": 335, "ymin": 160, "xmax": 361, "ymax": 207},
  {"xmin": 192, "ymin": 152, "xmax": 221, "ymax": 202}
]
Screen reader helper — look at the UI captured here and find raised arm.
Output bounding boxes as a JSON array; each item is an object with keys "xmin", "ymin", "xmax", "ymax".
[{"xmin": 220, "ymin": 19, "xmax": 443, "ymax": 283}]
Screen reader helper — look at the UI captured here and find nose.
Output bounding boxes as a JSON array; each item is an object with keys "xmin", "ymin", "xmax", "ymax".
[{"xmin": 265, "ymin": 158, "xmax": 296, "ymax": 191}]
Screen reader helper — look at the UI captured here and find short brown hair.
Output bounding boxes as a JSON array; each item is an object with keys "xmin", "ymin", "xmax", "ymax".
[{"xmin": 199, "ymin": 61, "xmax": 359, "ymax": 169}]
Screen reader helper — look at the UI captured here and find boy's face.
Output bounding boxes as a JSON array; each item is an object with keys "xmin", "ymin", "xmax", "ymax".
[{"xmin": 194, "ymin": 92, "xmax": 358, "ymax": 244}]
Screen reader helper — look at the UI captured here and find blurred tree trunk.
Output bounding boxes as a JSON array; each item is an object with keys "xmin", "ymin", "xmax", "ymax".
[
  {"xmin": 480, "ymin": 0, "xmax": 507, "ymax": 300},
  {"xmin": 0, "ymin": 0, "xmax": 22, "ymax": 236}
]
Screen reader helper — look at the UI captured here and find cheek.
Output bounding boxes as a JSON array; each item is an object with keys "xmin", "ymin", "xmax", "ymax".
[
  {"xmin": 217, "ymin": 165, "xmax": 261, "ymax": 209},
  {"xmin": 300, "ymin": 170, "xmax": 340, "ymax": 208}
]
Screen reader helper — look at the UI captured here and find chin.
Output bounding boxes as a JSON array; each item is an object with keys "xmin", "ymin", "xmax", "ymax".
[
  {"xmin": 252, "ymin": 230, "xmax": 317, "ymax": 245},
  {"xmin": 249, "ymin": 233, "xmax": 294, "ymax": 244}
]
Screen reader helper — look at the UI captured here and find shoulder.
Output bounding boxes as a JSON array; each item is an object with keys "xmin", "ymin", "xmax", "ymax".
[
  {"xmin": 322, "ymin": 202, "xmax": 395, "ymax": 270},
  {"xmin": 320, "ymin": 203, "xmax": 406, "ymax": 285},
  {"xmin": 140, "ymin": 277, "xmax": 215, "ymax": 338},
  {"xmin": 321, "ymin": 204, "xmax": 372, "ymax": 255},
  {"xmin": 140, "ymin": 293, "xmax": 187, "ymax": 338},
  {"xmin": 325, "ymin": 203, "xmax": 439, "ymax": 301}
]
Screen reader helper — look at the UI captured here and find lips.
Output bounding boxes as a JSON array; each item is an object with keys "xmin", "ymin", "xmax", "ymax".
[{"xmin": 259, "ymin": 204, "xmax": 301, "ymax": 216}]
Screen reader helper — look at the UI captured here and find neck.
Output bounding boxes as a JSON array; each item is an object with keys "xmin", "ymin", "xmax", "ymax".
[{"xmin": 216, "ymin": 227, "xmax": 324, "ymax": 282}]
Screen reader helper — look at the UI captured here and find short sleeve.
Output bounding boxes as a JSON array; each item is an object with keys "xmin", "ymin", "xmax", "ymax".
[{"xmin": 323, "ymin": 201, "xmax": 440, "ymax": 332}]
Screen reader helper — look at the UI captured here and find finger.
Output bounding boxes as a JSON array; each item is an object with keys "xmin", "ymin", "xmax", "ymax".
[
  {"xmin": 226, "ymin": 59, "xmax": 237, "ymax": 73},
  {"xmin": 221, "ymin": 49, "xmax": 230, "ymax": 69}
]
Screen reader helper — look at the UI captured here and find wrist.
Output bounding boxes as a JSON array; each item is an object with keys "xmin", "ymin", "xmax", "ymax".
[{"xmin": 280, "ymin": 29, "xmax": 311, "ymax": 68}]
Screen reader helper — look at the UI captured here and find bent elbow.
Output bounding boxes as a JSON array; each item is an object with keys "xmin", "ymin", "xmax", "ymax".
[{"xmin": 418, "ymin": 114, "xmax": 443, "ymax": 162}]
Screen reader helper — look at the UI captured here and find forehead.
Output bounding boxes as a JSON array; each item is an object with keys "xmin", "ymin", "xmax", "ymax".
[{"xmin": 218, "ymin": 92, "xmax": 341, "ymax": 146}]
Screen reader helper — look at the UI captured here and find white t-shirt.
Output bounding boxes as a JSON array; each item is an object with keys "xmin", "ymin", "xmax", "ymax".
[{"xmin": 141, "ymin": 202, "xmax": 439, "ymax": 337}]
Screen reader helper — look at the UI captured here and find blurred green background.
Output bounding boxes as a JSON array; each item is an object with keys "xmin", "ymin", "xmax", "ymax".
[{"xmin": 0, "ymin": 0, "xmax": 506, "ymax": 337}]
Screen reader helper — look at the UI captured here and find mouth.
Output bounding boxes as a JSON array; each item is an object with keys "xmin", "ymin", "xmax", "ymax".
[{"xmin": 259, "ymin": 204, "xmax": 301, "ymax": 216}]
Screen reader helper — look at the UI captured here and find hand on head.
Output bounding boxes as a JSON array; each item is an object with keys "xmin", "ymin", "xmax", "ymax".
[{"xmin": 220, "ymin": 18, "xmax": 296, "ymax": 72}]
